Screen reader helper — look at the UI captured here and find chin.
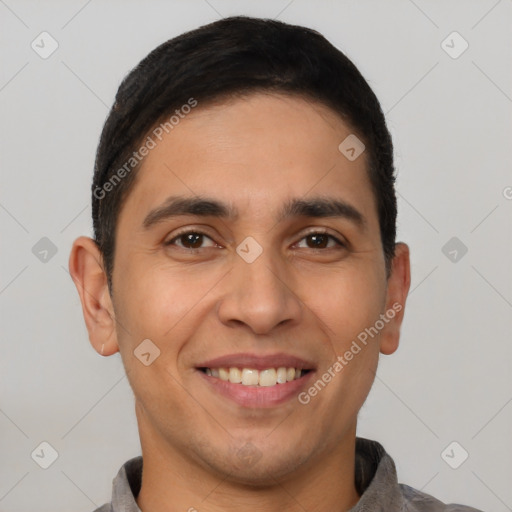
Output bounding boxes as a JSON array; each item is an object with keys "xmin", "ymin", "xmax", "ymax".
[{"xmin": 205, "ymin": 447, "xmax": 312, "ymax": 487}]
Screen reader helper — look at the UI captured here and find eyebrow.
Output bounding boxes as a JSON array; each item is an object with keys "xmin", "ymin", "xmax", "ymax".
[{"xmin": 142, "ymin": 195, "xmax": 366, "ymax": 229}]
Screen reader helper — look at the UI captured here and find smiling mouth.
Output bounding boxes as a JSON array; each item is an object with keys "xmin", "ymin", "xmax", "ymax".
[{"xmin": 198, "ymin": 366, "xmax": 312, "ymax": 387}]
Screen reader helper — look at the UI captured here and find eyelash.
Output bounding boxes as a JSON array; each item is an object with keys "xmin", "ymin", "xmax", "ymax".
[{"xmin": 164, "ymin": 229, "xmax": 346, "ymax": 252}]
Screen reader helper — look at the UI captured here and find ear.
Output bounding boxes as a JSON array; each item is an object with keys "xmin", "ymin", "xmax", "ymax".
[
  {"xmin": 379, "ymin": 242, "xmax": 411, "ymax": 356},
  {"xmin": 68, "ymin": 236, "xmax": 119, "ymax": 356}
]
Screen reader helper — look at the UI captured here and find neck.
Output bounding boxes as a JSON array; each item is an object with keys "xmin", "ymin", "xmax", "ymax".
[{"xmin": 135, "ymin": 411, "xmax": 360, "ymax": 512}]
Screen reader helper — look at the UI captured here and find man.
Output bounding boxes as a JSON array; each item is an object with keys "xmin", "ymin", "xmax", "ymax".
[{"xmin": 69, "ymin": 15, "xmax": 481, "ymax": 512}]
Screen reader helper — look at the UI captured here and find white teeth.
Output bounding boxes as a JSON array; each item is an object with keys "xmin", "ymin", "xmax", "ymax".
[
  {"xmin": 204, "ymin": 366, "xmax": 308, "ymax": 386},
  {"xmin": 259, "ymin": 368, "xmax": 277, "ymax": 386},
  {"xmin": 276, "ymin": 367, "xmax": 287, "ymax": 384},
  {"xmin": 228, "ymin": 367, "xmax": 242, "ymax": 383},
  {"xmin": 241, "ymin": 368, "xmax": 259, "ymax": 385}
]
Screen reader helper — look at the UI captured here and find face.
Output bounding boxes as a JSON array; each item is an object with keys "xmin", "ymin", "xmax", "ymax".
[{"xmin": 71, "ymin": 92, "xmax": 410, "ymax": 485}]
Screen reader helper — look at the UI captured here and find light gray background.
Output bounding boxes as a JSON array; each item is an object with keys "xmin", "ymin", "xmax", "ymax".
[{"xmin": 1, "ymin": 1, "xmax": 511, "ymax": 511}]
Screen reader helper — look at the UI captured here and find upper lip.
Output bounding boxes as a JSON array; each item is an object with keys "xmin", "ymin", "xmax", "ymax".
[{"xmin": 196, "ymin": 352, "xmax": 316, "ymax": 371}]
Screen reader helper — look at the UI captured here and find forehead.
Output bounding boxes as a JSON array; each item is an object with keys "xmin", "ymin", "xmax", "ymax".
[{"xmin": 121, "ymin": 92, "xmax": 376, "ymax": 226}]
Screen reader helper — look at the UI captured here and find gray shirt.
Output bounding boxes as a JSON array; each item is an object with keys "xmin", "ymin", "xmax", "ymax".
[{"xmin": 93, "ymin": 437, "xmax": 482, "ymax": 512}]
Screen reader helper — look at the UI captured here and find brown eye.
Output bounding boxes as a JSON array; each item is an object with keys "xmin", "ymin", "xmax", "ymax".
[
  {"xmin": 296, "ymin": 232, "xmax": 345, "ymax": 250},
  {"xmin": 165, "ymin": 231, "xmax": 216, "ymax": 250}
]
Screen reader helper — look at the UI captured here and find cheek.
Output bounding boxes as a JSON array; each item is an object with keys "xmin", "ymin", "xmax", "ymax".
[
  {"xmin": 303, "ymin": 271, "xmax": 384, "ymax": 428},
  {"xmin": 310, "ymin": 264, "xmax": 386, "ymax": 346},
  {"xmin": 113, "ymin": 255, "xmax": 220, "ymax": 344},
  {"xmin": 111, "ymin": 261, "xmax": 195, "ymax": 409}
]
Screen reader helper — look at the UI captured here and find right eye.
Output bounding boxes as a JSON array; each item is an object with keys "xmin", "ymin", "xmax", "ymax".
[{"xmin": 164, "ymin": 230, "xmax": 218, "ymax": 251}]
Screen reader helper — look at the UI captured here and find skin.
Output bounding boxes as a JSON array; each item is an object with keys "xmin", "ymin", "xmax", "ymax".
[{"xmin": 69, "ymin": 93, "xmax": 410, "ymax": 512}]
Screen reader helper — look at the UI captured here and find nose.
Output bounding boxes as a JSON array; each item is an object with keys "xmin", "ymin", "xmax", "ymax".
[{"xmin": 216, "ymin": 248, "xmax": 303, "ymax": 335}]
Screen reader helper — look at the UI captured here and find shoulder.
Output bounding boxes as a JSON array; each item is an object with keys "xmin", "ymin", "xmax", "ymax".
[
  {"xmin": 90, "ymin": 504, "xmax": 111, "ymax": 512},
  {"xmin": 400, "ymin": 483, "xmax": 484, "ymax": 512}
]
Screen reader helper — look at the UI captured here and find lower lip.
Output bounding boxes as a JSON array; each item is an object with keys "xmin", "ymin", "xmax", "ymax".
[{"xmin": 197, "ymin": 370, "xmax": 315, "ymax": 408}]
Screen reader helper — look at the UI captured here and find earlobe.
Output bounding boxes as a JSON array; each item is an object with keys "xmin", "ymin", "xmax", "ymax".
[
  {"xmin": 68, "ymin": 236, "xmax": 119, "ymax": 356},
  {"xmin": 379, "ymin": 242, "xmax": 411, "ymax": 356}
]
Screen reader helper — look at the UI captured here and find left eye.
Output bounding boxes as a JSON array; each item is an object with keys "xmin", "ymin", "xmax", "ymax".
[
  {"xmin": 295, "ymin": 232, "xmax": 345, "ymax": 250},
  {"xmin": 165, "ymin": 231, "xmax": 344, "ymax": 251}
]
